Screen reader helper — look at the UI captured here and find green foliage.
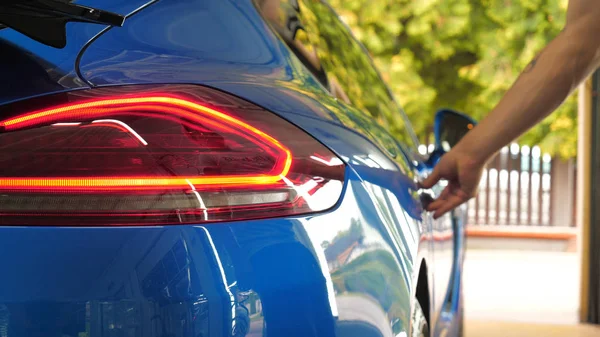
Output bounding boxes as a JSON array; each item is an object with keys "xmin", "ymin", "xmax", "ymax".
[{"xmin": 329, "ymin": 0, "xmax": 576, "ymax": 159}]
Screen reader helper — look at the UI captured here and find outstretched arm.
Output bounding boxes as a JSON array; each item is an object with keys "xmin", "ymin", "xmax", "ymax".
[{"xmin": 421, "ymin": 0, "xmax": 600, "ymax": 219}]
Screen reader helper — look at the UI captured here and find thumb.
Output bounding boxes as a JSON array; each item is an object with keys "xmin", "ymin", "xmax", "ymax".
[{"xmin": 419, "ymin": 167, "xmax": 442, "ymax": 189}]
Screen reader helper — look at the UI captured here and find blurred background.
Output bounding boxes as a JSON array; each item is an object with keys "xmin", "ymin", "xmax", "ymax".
[
  {"xmin": 329, "ymin": 0, "xmax": 575, "ymax": 157},
  {"xmin": 327, "ymin": 0, "xmax": 593, "ymax": 334}
]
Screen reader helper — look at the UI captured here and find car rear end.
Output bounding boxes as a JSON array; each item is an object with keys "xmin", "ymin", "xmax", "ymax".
[
  {"xmin": 0, "ymin": 1, "xmax": 426, "ymax": 337},
  {"xmin": 0, "ymin": 57, "xmax": 354, "ymax": 337},
  {"xmin": 0, "ymin": 3, "xmax": 348, "ymax": 335}
]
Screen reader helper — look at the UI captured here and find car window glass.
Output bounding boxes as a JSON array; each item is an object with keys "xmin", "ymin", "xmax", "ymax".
[{"xmin": 254, "ymin": 0, "xmax": 419, "ymax": 153}]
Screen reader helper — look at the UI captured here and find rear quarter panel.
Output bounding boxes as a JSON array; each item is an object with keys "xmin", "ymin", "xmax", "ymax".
[
  {"xmin": 0, "ymin": 0, "xmax": 462, "ymax": 336},
  {"xmin": 0, "ymin": 168, "xmax": 423, "ymax": 337}
]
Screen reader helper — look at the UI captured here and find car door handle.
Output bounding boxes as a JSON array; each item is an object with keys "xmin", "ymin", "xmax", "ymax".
[{"xmin": 417, "ymin": 189, "xmax": 436, "ymax": 209}]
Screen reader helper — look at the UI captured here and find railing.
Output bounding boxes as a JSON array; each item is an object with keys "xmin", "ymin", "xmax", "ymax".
[{"xmin": 418, "ymin": 143, "xmax": 576, "ymax": 227}]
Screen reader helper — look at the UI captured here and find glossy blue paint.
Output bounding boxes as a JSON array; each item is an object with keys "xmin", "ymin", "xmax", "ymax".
[
  {"xmin": 0, "ymin": 0, "xmax": 154, "ymax": 104},
  {"xmin": 0, "ymin": 169, "xmax": 420, "ymax": 337},
  {"xmin": 0, "ymin": 0, "xmax": 466, "ymax": 336},
  {"xmin": 78, "ymin": 0, "xmax": 295, "ymax": 84}
]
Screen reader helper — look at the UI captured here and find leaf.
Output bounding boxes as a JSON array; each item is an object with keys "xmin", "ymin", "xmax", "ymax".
[{"xmin": 330, "ymin": 0, "xmax": 574, "ymax": 158}]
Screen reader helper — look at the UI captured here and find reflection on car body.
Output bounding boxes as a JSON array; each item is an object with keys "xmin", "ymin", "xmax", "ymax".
[{"xmin": 0, "ymin": 0, "xmax": 466, "ymax": 337}]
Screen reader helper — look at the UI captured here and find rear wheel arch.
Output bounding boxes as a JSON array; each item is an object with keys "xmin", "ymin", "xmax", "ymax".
[
  {"xmin": 415, "ymin": 259, "xmax": 431, "ymax": 327},
  {"xmin": 336, "ymin": 321, "xmax": 384, "ymax": 337}
]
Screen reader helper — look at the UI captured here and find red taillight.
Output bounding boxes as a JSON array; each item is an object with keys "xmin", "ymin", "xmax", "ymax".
[{"xmin": 0, "ymin": 85, "xmax": 345, "ymax": 225}]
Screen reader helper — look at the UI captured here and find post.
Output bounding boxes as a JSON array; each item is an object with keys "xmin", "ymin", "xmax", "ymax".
[
  {"xmin": 517, "ymin": 149, "xmax": 523, "ymax": 225},
  {"xmin": 578, "ymin": 77, "xmax": 593, "ymax": 322},
  {"xmin": 550, "ymin": 159, "xmax": 576, "ymax": 227}
]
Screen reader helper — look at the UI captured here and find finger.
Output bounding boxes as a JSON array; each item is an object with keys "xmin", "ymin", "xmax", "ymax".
[
  {"xmin": 426, "ymin": 199, "xmax": 444, "ymax": 212},
  {"xmin": 432, "ymin": 195, "xmax": 467, "ymax": 219},
  {"xmin": 427, "ymin": 182, "xmax": 459, "ymax": 212},
  {"xmin": 425, "ymin": 183, "xmax": 454, "ymax": 211},
  {"xmin": 438, "ymin": 184, "xmax": 453, "ymax": 200},
  {"xmin": 419, "ymin": 168, "xmax": 442, "ymax": 189}
]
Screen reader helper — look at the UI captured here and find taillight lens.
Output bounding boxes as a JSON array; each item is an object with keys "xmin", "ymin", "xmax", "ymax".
[{"xmin": 0, "ymin": 85, "xmax": 345, "ymax": 225}]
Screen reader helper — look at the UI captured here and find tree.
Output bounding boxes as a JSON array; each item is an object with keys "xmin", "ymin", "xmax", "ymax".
[{"xmin": 329, "ymin": 0, "xmax": 576, "ymax": 159}]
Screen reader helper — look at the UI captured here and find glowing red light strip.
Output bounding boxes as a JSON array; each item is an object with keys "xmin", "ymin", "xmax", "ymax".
[
  {"xmin": 90, "ymin": 119, "xmax": 149, "ymax": 146},
  {"xmin": 0, "ymin": 96, "xmax": 292, "ymax": 190}
]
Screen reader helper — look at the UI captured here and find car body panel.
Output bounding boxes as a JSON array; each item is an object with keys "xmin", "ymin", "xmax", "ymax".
[
  {"xmin": 0, "ymin": 0, "xmax": 465, "ymax": 336},
  {"xmin": 0, "ymin": 169, "xmax": 423, "ymax": 337},
  {"xmin": 0, "ymin": 0, "xmax": 157, "ymax": 104},
  {"xmin": 76, "ymin": 0, "xmax": 414, "ymax": 161}
]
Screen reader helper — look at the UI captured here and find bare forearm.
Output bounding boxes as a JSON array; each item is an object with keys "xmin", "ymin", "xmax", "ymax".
[
  {"xmin": 421, "ymin": 0, "xmax": 600, "ymax": 219},
  {"xmin": 457, "ymin": 19, "xmax": 600, "ymax": 163}
]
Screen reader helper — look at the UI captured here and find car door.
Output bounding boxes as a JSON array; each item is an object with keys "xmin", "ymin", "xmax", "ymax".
[{"xmin": 253, "ymin": 0, "xmax": 458, "ymax": 335}]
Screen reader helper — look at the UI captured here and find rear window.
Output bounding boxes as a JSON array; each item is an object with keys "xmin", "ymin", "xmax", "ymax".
[{"xmin": 254, "ymin": 0, "xmax": 419, "ymax": 153}]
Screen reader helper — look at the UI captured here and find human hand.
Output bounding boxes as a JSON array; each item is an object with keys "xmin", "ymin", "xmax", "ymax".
[{"xmin": 419, "ymin": 148, "xmax": 487, "ymax": 219}]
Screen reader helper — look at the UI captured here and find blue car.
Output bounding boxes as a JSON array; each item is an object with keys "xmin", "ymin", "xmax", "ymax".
[{"xmin": 0, "ymin": 1, "xmax": 474, "ymax": 337}]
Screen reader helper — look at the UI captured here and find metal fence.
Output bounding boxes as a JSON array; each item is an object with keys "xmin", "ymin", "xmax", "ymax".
[{"xmin": 418, "ymin": 142, "xmax": 576, "ymax": 227}]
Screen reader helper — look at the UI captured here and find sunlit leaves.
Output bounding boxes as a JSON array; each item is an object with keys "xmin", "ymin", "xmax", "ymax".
[{"xmin": 330, "ymin": 0, "xmax": 575, "ymax": 158}]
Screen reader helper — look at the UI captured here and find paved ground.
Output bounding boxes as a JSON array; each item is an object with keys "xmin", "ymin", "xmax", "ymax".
[
  {"xmin": 465, "ymin": 321, "xmax": 600, "ymax": 337},
  {"xmin": 463, "ymin": 248, "xmax": 581, "ymax": 326}
]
